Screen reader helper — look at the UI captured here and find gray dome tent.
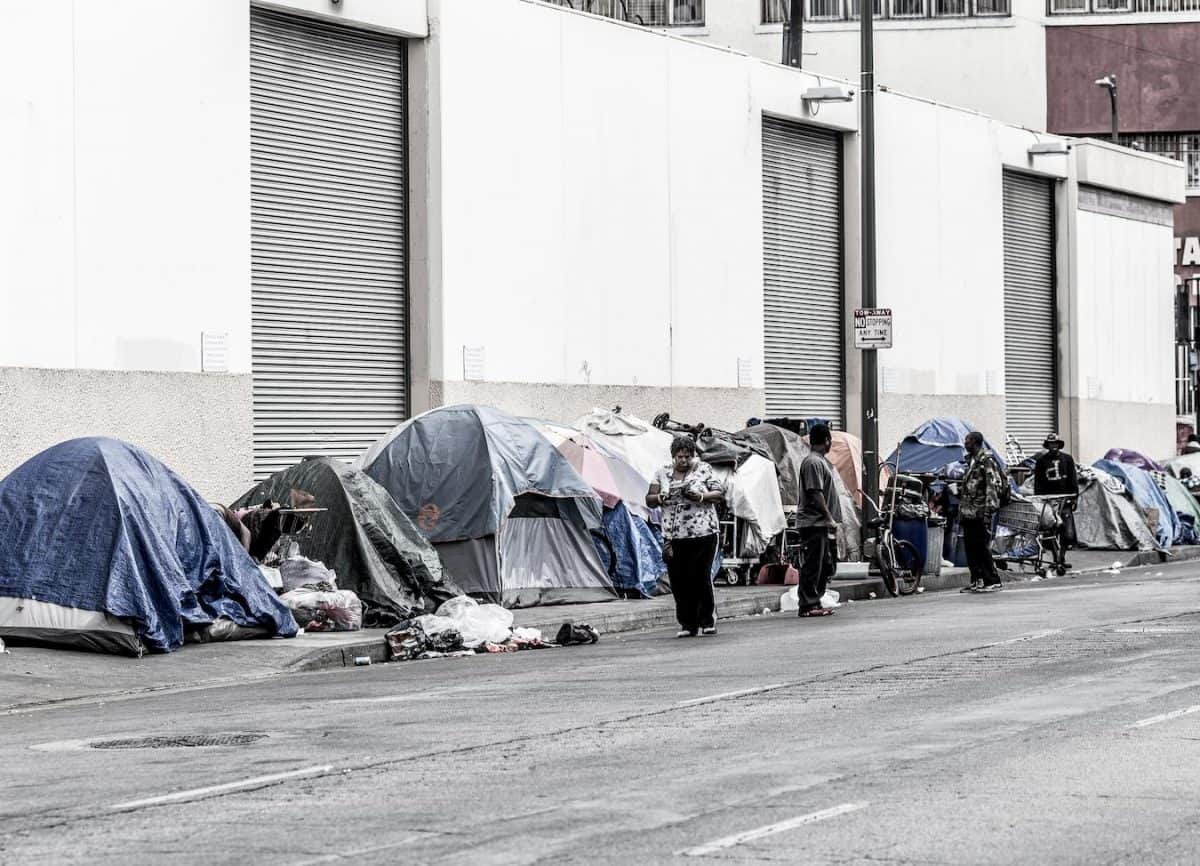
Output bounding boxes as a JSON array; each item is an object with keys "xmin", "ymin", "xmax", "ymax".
[
  {"xmin": 358, "ymin": 405, "xmax": 616, "ymax": 608},
  {"xmin": 232, "ymin": 457, "xmax": 459, "ymax": 624}
]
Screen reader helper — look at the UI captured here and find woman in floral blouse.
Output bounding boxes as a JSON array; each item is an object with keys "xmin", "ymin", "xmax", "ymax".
[{"xmin": 646, "ymin": 437, "xmax": 725, "ymax": 637}]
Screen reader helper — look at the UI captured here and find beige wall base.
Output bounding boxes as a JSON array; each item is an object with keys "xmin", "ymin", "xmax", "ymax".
[
  {"xmin": 433, "ymin": 380, "xmax": 766, "ymax": 433},
  {"xmin": 1069, "ymin": 397, "xmax": 1176, "ymax": 465},
  {"xmin": 0, "ymin": 367, "xmax": 253, "ymax": 502}
]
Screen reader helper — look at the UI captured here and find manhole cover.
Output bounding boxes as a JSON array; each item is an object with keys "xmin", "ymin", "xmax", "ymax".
[{"xmin": 89, "ymin": 733, "xmax": 267, "ymax": 750}]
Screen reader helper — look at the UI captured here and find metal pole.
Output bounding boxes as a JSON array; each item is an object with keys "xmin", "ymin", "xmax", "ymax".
[
  {"xmin": 861, "ymin": 0, "xmax": 879, "ymax": 515},
  {"xmin": 786, "ymin": 0, "xmax": 804, "ymax": 67},
  {"xmin": 1109, "ymin": 74, "xmax": 1119, "ymax": 143}
]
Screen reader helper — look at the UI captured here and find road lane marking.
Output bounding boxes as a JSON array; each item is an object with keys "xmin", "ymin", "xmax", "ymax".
[
  {"xmin": 109, "ymin": 765, "xmax": 333, "ymax": 811},
  {"xmin": 1129, "ymin": 704, "xmax": 1200, "ymax": 729},
  {"xmin": 678, "ymin": 802, "xmax": 867, "ymax": 857},
  {"xmin": 677, "ymin": 684, "xmax": 789, "ymax": 707},
  {"xmin": 292, "ymin": 834, "xmax": 436, "ymax": 865}
]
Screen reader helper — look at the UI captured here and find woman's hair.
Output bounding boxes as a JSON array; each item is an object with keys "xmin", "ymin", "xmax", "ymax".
[{"xmin": 670, "ymin": 435, "xmax": 697, "ymax": 457}]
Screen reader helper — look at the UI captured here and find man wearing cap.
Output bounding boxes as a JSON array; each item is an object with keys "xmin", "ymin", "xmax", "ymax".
[{"xmin": 1034, "ymin": 433, "xmax": 1078, "ymax": 571}]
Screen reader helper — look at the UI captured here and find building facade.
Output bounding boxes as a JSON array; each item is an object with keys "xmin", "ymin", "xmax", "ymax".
[{"xmin": 0, "ymin": 0, "xmax": 1183, "ymax": 501}]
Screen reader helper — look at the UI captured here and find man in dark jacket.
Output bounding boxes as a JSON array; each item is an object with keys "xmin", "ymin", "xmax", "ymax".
[
  {"xmin": 1033, "ymin": 433, "xmax": 1078, "ymax": 496},
  {"xmin": 796, "ymin": 424, "xmax": 841, "ymax": 617},
  {"xmin": 959, "ymin": 431, "xmax": 1004, "ymax": 593},
  {"xmin": 1033, "ymin": 432, "xmax": 1078, "ymax": 570}
]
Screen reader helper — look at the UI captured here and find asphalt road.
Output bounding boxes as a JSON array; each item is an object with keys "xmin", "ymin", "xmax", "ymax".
[{"xmin": 5, "ymin": 564, "xmax": 1200, "ymax": 865}]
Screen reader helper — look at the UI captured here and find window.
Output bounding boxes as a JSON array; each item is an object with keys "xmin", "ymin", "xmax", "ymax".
[
  {"xmin": 762, "ymin": 0, "xmax": 788, "ymax": 22},
  {"xmin": 671, "ymin": 0, "xmax": 705, "ymax": 24},
  {"xmin": 1093, "ymin": 0, "xmax": 1132, "ymax": 10},
  {"xmin": 891, "ymin": 0, "xmax": 926, "ymax": 15},
  {"xmin": 973, "ymin": 0, "xmax": 1010, "ymax": 14},
  {"xmin": 1050, "ymin": 0, "xmax": 1200, "ymax": 13},
  {"xmin": 543, "ymin": 0, "xmax": 704, "ymax": 25},
  {"xmin": 1049, "ymin": 0, "xmax": 1089, "ymax": 12},
  {"xmin": 935, "ymin": 0, "xmax": 968, "ymax": 14},
  {"xmin": 846, "ymin": 0, "xmax": 886, "ymax": 18},
  {"xmin": 809, "ymin": 0, "xmax": 845, "ymax": 19}
]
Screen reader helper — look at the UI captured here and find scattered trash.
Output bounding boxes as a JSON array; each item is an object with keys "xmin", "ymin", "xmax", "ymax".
[
  {"xmin": 761, "ymin": 607, "xmax": 771, "ymax": 616},
  {"xmin": 846, "ymin": 598, "xmax": 854, "ymax": 603},
  {"xmin": 820, "ymin": 589, "xmax": 841, "ymax": 610},
  {"xmin": 385, "ymin": 602, "xmax": 551, "ymax": 661},
  {"xmin": 435, "ymin": 596, "xmax": 514, "ymax": 648},
  {"xmin": 258, "ymin": 564, "xmax": 283, "ymax": 591},
  {"xmin": 555, "ymin": 622, "xmax": 599, "ymax": 646},
  {"xmin": 353, "ymin": 656, "xmax": 372, "ymax": 666},
  {"xmin": 278, "ymin": 555, "xmax": 339, "ymax": 593},
  {"xmin": 0, "ymin": 637, "xmax": 8, "ymax": 654},
  {"xmin": 1155, "ymin": 572, "xmax": 1164, "ymax": 577},
  {"xmin": 868, "ymin": 592, "xmax": 877, "ymax": 599}
]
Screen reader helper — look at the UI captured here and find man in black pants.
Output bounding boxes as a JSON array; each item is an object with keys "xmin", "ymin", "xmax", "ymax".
[
  {"xmin": 959, "ymin": 431, "xmax": 1004, "ymax": 593},
  {"xmin": 796, "ymin": 424, "xmax": 841, "ymax": 618}
]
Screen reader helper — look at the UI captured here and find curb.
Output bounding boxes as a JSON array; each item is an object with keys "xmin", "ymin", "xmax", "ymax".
[{"xmin": 289, "ymin": 549, "xmax": 1200, "ymax": 672}]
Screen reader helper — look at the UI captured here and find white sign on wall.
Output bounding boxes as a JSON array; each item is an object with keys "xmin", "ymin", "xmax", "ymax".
[{"xmin": 853, "ymin": 308, "xmax": 893, "ymax": 350}]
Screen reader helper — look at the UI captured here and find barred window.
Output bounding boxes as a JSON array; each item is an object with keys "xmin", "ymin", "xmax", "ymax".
[
  {"xmin": 890, "ymin": 0, "xmax": 926, "ymax": 15},
  {"xmin": 1120, "ymin": 133, "xmax": 1200, "ymax": 193},
  {"xmin": 846, "ymin": 0, "xmax": 886, "ymax": 18},
  {"xmin": 809, "ymin": 0, "xmax": 845, "ymax": 19},
  {"xmin": 762, "ymin": 0, "xmax": 789, "ymax": 22}
]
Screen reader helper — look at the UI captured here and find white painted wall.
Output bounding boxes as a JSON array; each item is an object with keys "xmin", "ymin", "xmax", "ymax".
[
  {"xmin": 1, "ymin": 0, "xmax": 428, "ymax": 378},
  {"xmin": 695, "ymin": 0, "xmax": 1048, "ymax": 130},
  {"xmin": 431, "ymin": 0, "xmax": 856, "ymax": 393},
  {"xmin": 1074, "ymin": 212, "xmax": 1175, "ymax": 407},
  {"xmin": 1, "ymin": 0, "xmax": 251, "ymax": 373},
  {"xmin": 258, "ymin": 0, "xmax": 428, "ymax": 36}
]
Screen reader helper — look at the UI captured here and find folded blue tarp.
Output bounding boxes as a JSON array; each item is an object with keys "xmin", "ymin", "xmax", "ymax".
[
  {"xmin": 596, "ymin": 502, "xmax": 667, "ymax": 598},
  {"xmin": 0, "ymin": 438, "xmax": 297, "ymax": 654},
  {"xmin": 1093, "ymin": 459, "xmax": 1178, "ymax": 548}
]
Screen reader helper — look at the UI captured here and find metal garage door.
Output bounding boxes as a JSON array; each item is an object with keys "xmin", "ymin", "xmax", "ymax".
[
  {"xmin": 250, "ymin": 8, "xmax": 407, "ymax": 478},
  {"xmin": 762, "ymin": 116, "xmax": 844, "ymax": 426},
  {"xmin": 1002, "ymin": 171, "xmax": 1057, "ymax": 452}
]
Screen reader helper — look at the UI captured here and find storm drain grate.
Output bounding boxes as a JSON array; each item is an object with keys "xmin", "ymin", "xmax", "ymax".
[{"xmin": 89, "ymin": 733, "xmax": 267, "ymax": 750}]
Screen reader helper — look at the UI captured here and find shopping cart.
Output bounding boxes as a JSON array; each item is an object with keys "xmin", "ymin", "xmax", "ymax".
[{"xmin": 992, "ymin": 494, "xmax": 1076, "ymax": 578}]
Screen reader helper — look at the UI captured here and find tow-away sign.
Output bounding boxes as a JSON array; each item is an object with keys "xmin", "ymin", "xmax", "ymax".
[{"xmin": 853, "ymin": 308, "xmax": 892, "ymax": 350}]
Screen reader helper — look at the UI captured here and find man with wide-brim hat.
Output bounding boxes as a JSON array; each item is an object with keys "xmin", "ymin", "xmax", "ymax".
[{"xmin": 1034, "ymin": 432, "xmax": 1078, "ymax": 573}]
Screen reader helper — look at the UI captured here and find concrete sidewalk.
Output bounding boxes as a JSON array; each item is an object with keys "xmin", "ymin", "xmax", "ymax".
[{"xmin": 2, "ymin": 546, "xmax": 1194, "ymax": 713}]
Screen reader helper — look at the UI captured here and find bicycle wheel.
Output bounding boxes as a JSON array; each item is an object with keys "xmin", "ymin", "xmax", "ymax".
[
  {"xmin": 877, "ymin": 536, "xmax": 900, "ymax": 598},
  {"xmin": 893, "ymin": 539, "xmax": 922, "ymax": 596}
]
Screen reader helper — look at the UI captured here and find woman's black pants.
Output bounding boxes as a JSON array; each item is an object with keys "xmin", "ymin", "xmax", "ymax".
[{"xmin": 667, "ymin": 534, "xmax": 718, "ymax": 631}]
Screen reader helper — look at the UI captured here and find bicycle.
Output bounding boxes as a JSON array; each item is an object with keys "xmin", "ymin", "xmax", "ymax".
[{"xmin": 862, "ymin": 491, "xmax": 924, "ymax": 597}]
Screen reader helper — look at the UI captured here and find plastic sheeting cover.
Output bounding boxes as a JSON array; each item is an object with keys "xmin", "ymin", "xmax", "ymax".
[
  {"xmin": 0, "ymin": 438, "xmax": 297, "ymax": 653},
  {"xmin": 359, "ymin": 405, "xmax": 601, "ymax": 543},
  {"xmin": 575, "ymin": 409, "xmax": 674, "ymax": 486},
  {"xmin": 1094, "ymin": 459, "xmax": 1179, "ymax": 548},
  {"xmin": 1074, "ymin": 468, "xmax": 1159, "ymax": 552},
  {"xmin": 233, "ymin": 457, "xmax": 458, "ymax": 621},
  {"xmin": 711, "ymin": 454, "xmax": 787, "ymax": 555},
  {"xmin": 735, "ymin": 424, "xmax": 809, "ymax": 510}
]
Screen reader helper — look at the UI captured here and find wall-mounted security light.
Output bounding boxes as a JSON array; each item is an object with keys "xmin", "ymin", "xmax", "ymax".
[
  {"xmin": 801, "ymin": 85, "xmax": 855, "ymax": 104},
  {"xmin": 1028, "ymin": 141, "xmax": 1071, "ymax": 156}
]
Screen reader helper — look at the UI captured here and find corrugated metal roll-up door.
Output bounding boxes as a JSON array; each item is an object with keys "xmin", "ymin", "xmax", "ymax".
[
  {"xmin": 762, "ymin": 116, "xmax": 844, "ymax": 426},
  {"xmin": 250, "ymin": 8, "xmax": 408, "ymax": 478},
  {"xmin": 1002, "ymin": 171, "xmax": 1057, "ymax": 452}
]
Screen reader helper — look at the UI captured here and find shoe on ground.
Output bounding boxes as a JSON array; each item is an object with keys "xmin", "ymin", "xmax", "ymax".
[
  {"xmin": 960, "ymin": 581, "xmax": 983, "ymax": 593},
  {"xmin": 980, "ymin": 582, "xmax": 1004, "ymax": 592},
  {"xmin": 700, "ymin": 626, "xmax": 718, "ymax": 636},
  {"xmin": 676, "ymin": 628, "xmax": 698, "ymax": 638}
]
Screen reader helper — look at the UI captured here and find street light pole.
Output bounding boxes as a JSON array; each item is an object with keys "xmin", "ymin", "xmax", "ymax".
[
  {"xmin": 1095, "ymin": 74, "xmax": 1118, "ymax": 143},
  {"xmin": 861, "ymin": 0, "xmax": 879, "ymax": 512},
  {"xmin": 785, "ymin": 0, "xmax": 804, "ymax": 67}
]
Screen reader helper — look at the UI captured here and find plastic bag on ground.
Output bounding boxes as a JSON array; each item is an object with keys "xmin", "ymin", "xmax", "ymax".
[
  {"xmin": 821, "ymin": 589, "xmax": 841, "ymax": 609},
  {"xmin": 279, "ymin": 556, "xmax": 338, "ymax": 592},
  {"xmin": 280, "ymin": 587, "xmax": 362, "ymax": 631},
  {"xmin": 780, "ymin": 586, "xmax": 799, "ymax": 612},
  {"xmin": 435, "ymin": 596, "xmax": 515, "ymax": 648}
]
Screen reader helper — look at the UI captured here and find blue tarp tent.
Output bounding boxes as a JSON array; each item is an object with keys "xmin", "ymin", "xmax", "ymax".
[
  {"xmin": 0, "ymin": 438, "xmax": 297, "ymax": 655},
  {"xmin": 596, "ymin": 502, "xmax": 667, "ymax": 598},
  {"xmin": 885, "ymin": 417, "xmax": 1007, "ymax": 475},
  {"xmin": 1093, "ymin": 459, "xmax": 1179, "ymax": 548}
]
